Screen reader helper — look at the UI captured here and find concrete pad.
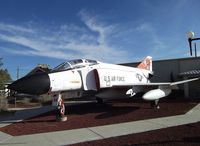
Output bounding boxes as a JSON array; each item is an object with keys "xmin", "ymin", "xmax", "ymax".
[
  {"xmin": 149, "ymin": 114, "xmax": 200, "ymax": 128},
  {"xmin": 0, "ymin": 131, "xmax": 12, "ymax": 143},
  {"xmin": 3, "ymin": 133, "xmax": 56, "ymax": 146},
  {"xmin": 186, "ymin": 104, "xmax": 200, "ymax": 115},
  {"xmin": 0, "ymin": 120, "xmax": 23, "ymax": 128},
  {"xmin": 13, "ymin": 105, "xmax": 55, "ymax": 119},
  {"xmin": 2, "ymin": 128, "xmax": 102, "ymax": 146},
  {"xmin": 0, "ymin": 106, "xmax": 55, "ymax": 128},
  {"xmin": 89, "ymin": 120, "xmax": 165, "ymax": 139},
  {"xmin": 148, "ymin": 115, "xmax": 186, "ymax": 128},
  {"xmin": 44, "ymin": 128, "xmax": 102, "ymax": 145}
]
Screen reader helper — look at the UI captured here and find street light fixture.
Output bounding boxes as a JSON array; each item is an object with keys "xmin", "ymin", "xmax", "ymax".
[
  {"xmin": 187, "ymin": 31, "xmax": 194, "ymax": 39},
  {"xmin": 187, "ymin": 31, "xmax": 200, "ymax": 57}
]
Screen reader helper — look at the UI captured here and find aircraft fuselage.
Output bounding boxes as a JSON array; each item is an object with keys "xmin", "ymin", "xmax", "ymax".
[{"xmin": 8, "ymin": 58, "xmax": 152, "ymax": 100}]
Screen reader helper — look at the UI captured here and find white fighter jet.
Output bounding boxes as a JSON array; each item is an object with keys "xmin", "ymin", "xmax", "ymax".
[{"xmin": 8, "ymin": 56, "xmax": 199, "ymax": 120}]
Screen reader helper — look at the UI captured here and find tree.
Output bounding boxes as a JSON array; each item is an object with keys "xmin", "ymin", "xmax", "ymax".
[
  {"xmin": 0, "ymin": 58, "xmax": 12, "ymax": 90},
  {"xmin": 0, "ymin": 58, "xmax": 3, "ymax": 68}
]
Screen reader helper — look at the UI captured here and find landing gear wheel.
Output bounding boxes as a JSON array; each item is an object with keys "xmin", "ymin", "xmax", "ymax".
[{"xmin": 150, "ymin": 100, "xmax": 160, "ymax": 109}]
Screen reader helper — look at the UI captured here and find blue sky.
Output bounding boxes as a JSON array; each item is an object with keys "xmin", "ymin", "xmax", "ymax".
[{"xmin": 0, "ymin": 0, "xmax": 200, "ymax": 80}]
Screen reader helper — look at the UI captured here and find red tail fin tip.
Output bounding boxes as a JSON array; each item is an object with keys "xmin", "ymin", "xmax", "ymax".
[{"xmin": 137, "ymin": 56, "xmax": 152, "ymax": 71}]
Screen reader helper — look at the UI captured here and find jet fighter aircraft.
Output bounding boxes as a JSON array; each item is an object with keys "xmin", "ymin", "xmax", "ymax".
[{"xmin": 8, "ymin": 56, "xmax": 199, "ymax": 121}]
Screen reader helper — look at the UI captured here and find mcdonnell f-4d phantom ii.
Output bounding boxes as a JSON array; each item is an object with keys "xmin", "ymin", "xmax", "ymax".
[{"xmin": 8, "ymin": 56, "xmax": 199, "ymax": 121}]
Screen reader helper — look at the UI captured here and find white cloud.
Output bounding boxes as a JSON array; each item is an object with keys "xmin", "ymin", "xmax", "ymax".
[
  {"xmin": 79, "ymin": 10, "xmax": 107, "ymax": 44},
  {"xmin": 0, "ymin": 10, "xmax": 128, "ymax": 63},
  {"xmin": 135, "ymin": 23, "xmax": 153, "ymax": 32},
  {"xmin": 0, "ymin": 23, "xmax": 34, "ymax": 34}
]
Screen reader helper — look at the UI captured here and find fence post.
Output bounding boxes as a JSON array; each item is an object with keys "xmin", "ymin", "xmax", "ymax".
[
  {"xmin": 15, "ymin": 97, "xmax": 16, "ymax": 108},
  {"xmin": 0, "ymin": 97, "xmax": 1, "ymax": 112}
]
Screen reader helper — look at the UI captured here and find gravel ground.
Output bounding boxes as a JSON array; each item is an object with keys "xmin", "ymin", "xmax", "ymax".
[{"xmin": 0, "ymin": 98, "xmax": 198, "ymax": 136}]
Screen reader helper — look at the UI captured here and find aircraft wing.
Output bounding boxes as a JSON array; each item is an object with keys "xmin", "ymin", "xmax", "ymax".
[
  {"xmin": 112, "ymin": 77, "xmax": 199, "ymax": 99},
  {"xmin": 112, "ymin": 77, "xmax": 199, "ymax": 88},
  {"xmin": 170, "ymin": 78, "xmax": 199, "ymax": 85}
]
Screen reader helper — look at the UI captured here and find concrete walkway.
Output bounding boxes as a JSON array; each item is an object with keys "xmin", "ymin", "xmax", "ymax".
[
  {"xmin": 0, "ymin": 105, "xmax": 55, "ymax": 128},
  {"xmin": 0, "ymin": 103, "xmax": 200, "ymax": 146}
]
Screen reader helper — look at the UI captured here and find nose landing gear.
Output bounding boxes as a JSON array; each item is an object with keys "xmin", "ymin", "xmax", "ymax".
[{"xmin": 52, "ymin": 94, "xmax": 67, "ymax": 121}]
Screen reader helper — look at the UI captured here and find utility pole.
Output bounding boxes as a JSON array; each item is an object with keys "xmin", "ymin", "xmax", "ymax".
[{"xmin": 194, "ymin": 43, "xmax": 197, "ymax": 57}]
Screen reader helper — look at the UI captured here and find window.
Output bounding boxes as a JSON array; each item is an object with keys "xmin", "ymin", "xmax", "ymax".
[
  {"xmin": 85, "ymin": 59, "xmax": 97, "ymax": 65},
  {"xmin": 51, "ymin": 62, "xmax": 71, "ymax": 72},
  {"xmin": 68, "ymin": 59, "xmax": 83, "ymax": 66},
  {"xmin": 51, "ymin": 59, "xmax": 98, "ymax": 72}
]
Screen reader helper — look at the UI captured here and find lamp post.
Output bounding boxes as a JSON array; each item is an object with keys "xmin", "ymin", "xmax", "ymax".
[{"xmin": 187, "ymin": 31, "xmax": 200, "ymax": 57}]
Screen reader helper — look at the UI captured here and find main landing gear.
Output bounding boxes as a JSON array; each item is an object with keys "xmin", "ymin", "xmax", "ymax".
[
  {"xmin": 96, "ymin": 97, "xmax": 104, "ymax": 104},
  {"xmin": 52, "ymin": 94, "xmax": 67, "ymax": 121},
  {"xmin": 150, "ymin": 99, "xmax": 160, "ymax": 109}
]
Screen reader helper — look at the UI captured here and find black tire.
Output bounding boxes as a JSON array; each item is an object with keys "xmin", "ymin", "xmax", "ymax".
[{"xmin": 96, "ymin": 97, "xmax": 104, "ymax": 104}]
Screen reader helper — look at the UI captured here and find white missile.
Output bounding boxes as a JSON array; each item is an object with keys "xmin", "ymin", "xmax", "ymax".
[{"xmin": 142, "ymin": 88, "xmax": 171, "ymax": 101}]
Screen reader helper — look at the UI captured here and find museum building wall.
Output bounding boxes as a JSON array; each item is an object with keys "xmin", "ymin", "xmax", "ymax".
[{"xmin": 122, "ymin": 57, "xmax": 200, "ymax": 98}]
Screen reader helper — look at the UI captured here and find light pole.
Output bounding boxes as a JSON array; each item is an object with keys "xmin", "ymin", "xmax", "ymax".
[{"xmin": 187, "ymin": 31, "xmax": 200, "ymax": 57}]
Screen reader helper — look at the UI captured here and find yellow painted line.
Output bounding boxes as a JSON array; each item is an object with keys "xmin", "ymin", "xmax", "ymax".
[{"xmin": 70, "ymin": 81, "xmax": 80, "ymax": 83}]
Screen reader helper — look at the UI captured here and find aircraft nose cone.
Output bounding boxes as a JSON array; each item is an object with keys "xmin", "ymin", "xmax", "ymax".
[{"xmin": 8, "ymin": 73, "xmax": 50, "ymax": 95}]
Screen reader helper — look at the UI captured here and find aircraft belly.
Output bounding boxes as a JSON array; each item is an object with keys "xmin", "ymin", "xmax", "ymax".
[{"xmin": 96, "ymin": 88, "xmax": 129, "ymax": 99}]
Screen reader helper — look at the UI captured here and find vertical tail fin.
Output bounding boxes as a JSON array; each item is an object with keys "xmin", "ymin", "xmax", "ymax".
[{"xmin": 137, "ymin": 56, "xmax": 152, "ymax": 72}]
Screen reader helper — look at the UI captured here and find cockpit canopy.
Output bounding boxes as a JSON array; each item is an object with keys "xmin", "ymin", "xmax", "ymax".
[{"xmin": 51, "ymin": 59, "xmax": 98, "ymax": 72}]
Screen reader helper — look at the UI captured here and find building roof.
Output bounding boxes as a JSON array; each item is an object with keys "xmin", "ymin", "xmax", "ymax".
[
  {"xmin": 26, "ymin": 64, "xmax": 51, "ymax": 76},
  {"xmin": 179, "ymin": 69, "xmax": 200, "ymax": 78}
]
